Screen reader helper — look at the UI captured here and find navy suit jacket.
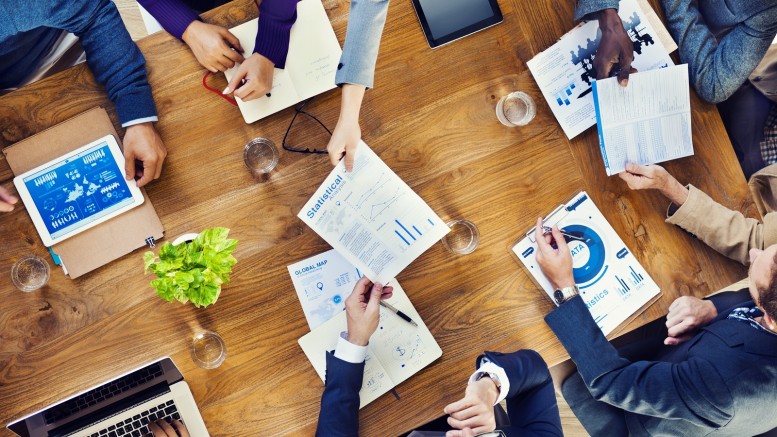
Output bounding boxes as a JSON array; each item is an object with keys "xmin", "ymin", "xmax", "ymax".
[
  {"xmin": 545, "ymin": 290, "xmax": 777, "ymax": 436},
  {"xmin": 315, "ymin": 349, "xmax": 562, "ymax": 436}
]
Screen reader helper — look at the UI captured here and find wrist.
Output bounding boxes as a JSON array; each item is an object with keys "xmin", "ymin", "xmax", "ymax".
[
  {"xmin": 181, "ymin": 20, "xmax": 200, "ymax": 45},
  {"xmin": 596, "ymin": 9, "xmax": 621, "ymax": 30},
  {"xmin": 346, "ymin": 330, "xmax": 369, "ymax": 346},
  {"xmin": 475, "ymin": 377, "xmax": 500, "ymax": 404},
  {"xmin": 340, "ymin": 84, "xmax": 365, "ymax": 119},
  {"xmin": 663, "ymin": 180, "xmax": 689, "ymax": 207}
]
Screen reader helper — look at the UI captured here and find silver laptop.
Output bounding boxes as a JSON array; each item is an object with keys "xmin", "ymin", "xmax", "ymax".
[{"xmin": 7, "ymin": 358, "xmax": 209, "ymax": 437}]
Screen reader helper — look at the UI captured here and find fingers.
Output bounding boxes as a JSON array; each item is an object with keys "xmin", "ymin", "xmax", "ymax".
[
  {"xmin": 0, "ymin": 186, "xmax": 18, "ymax": 211},
  {"xmin": 446, "ymin": 429, "xmax": 476, "ymax": 437},
  {"xmin": 550, "ymin": 225, "xmax": 569, "ymax": 252},
  {"xmin": 444, "ymin": 395, "xmax": 474, "ymax": 416},
  {"xmin": 664, "ymin": 334, "xmax": 692, "ymax": 346},
  {"xmin": 146, "ymin": 420, "xmax": 164, "ymax": 436},
  {"xmin": 221, "ymin": 45, "xmax": 244, "ymax": 65},
  {"xmin": 124, "ymin": 149, "xmax": 136, "ymax": 182},
  {"xmin": 135, "ymin": 158, "xmax": 158, "ymax": 188},
  {"xmin": 327, "ymin": 140, "xmax": 344, "ymax": 166},
  {"xmin": 223, "ymin": 64, "xmax": 247, "ymax": 95},
  {"xmin": 344, "ymin": 147, "xmax": 356, "ymax": 172},
  {"xmin": 221, "ymin": 29, "xmax": 244, "ymax": 53},
  {"xmin": 617, "ymin": 51, "xmax": 635, "ymax": 87},
  {"xmin": 348, "ymin": 276, "xmax": 372, "ymax": 304},
  {"xmin": 534, "ymin": 217, "xmax": 552, "ymax": 253},
  {"xmin": 625, "ymin": 162, "xmax": 651, "ymax": 176},
  {"xmin": 171, "ymin": 419, "xmax": 190, "ymax": 437},
  {"xmin": 666, "ymin": 318, "xmax": 694, "ymax": 338},
  {"xmin": 366, "ymin": 282, "xmax": 384, "ymax": 312}
]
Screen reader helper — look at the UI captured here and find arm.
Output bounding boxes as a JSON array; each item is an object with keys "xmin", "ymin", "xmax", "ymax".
[
  {"xmin": 137, "ymin": 0, "xmax": 199, "ymax": 40},
  {"xmin": 661, "ymin": 0, "xmax": 775, "ymax": 103},
  {"xmin": 545, "ymin": 296, "xmax": 734, "ymax": 425},
  {"xmin": 254, "ymin": 0, "xmax": 298, "ymax": 68},
  {"xmin": 573, "ymin": 0, "xmax": 620, "ymax": 22},
  {"xmin": 315, "ymin": 351, "xmax": 364, "ymax": 437}
]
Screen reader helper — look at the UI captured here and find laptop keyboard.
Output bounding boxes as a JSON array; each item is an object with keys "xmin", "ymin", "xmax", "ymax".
[
  {"xmin": 45, "ymin": 363, "xmax": 164, "ymax": 425},
  {"xmin": 86, "ymin": 399, "xmax": 182, "ymax": 437}
]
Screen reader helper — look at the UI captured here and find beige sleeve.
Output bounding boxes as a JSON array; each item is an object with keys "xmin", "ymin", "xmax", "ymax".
[{"xmin": 665, "ymin": 185, "xmax": 765, "ymax": 265}]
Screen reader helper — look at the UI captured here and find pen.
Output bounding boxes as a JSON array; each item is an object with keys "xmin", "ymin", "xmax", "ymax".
[
  {"xmin": 542, "ymin": 225, "xmax": 584, "ymax": 241},
  {"xmin": 380, "ymin": 301, "xmax": 418, "ymax": 327}
]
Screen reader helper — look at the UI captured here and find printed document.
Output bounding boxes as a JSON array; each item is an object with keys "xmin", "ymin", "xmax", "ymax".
[
  {"xmin": 298, "ymin": 141, "xmax": 450, "ymax": 284},
  {"xmin": 593, "ymin": 64, "xmax": 692, "ymax": 176},
  {"xmin": 298, "ymin": 281, "xmax": 442, "ymax": 408},
  {"xmin": 225, "ymin": 0, "xmax": 341, "ymax": 123},
  {"xmin": 527, "ymin": 0, "xmax": 675, "ymax": 139}
]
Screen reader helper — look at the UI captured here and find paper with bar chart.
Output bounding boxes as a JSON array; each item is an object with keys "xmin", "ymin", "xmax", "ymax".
[
  {"xmin": 511, "ymin": 191, "xmax": 660, "ymax": 335},
  {"xmin": 298, "ymin": 141, "xmax": 450, "ymax": 284}
]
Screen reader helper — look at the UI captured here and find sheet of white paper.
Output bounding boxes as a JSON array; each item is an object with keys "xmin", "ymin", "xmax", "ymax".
[
  {"xmin": 527, "ymin": 0, "xmax": 674, "ymax": 139},
  {"xmin": 298, "ymin": 282, "xmax": 442, "ymax": 408},
  {"xmin": 285, "ymin": 0, "xmax": 342, "ymax": 99},
  {"xmin": 137, "ymin": 3, "xmax": 164, "ymax": 35},
  {"xmin": 512, "ymin": 192, "xmax": 660, "ymax": 336},
  {"xmin": 287, "ymin": 249, "xmax": 362, "ymax": 329},
  {"xmin": 593, "ymin": 64, "xmax": 692, "ymax": 175},
  {"xmin": 298, "ymin": 142, "xmax": 450, "ymax": 284}
]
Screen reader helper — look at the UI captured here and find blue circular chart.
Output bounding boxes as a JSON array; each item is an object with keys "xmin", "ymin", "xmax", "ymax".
[{"xmin": 563, "ymin": 224, "xmax": 606, "ymax": 284}]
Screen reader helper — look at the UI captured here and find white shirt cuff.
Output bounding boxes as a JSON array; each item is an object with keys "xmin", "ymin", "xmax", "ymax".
[
  {"xmin": 333, "ymin": 332, "xmax": 368, "ymax": 364},
  {"xmin": 122, "ymin": 116, "xmax": 158, "ymax": 128},
  {"xmin": 468, "ymin": 361, "xmax": 510, "ymax": 405}
]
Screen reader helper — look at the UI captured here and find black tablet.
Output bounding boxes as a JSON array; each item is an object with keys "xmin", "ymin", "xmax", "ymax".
[{"xmin": 410, "ymin": 0, "xmax": 503, "ymax": 49}]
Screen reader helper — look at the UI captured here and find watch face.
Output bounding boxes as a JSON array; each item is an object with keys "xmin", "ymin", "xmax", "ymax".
[{"xmin": 554, "ymin": 289, "xmax": 565, "ymax": 305}]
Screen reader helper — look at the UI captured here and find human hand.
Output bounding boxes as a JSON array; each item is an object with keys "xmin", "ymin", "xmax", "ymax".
[
  {"xmin": 182, "ymin": 20, "xmax": 244, "ymax": 72},
  {"xmin": 123, "ymin": 122, "xmax": 167, "ymax": 188},
  {"xmin": 444, "ymin": 377, "xmax": 499, "ymax": 436},
  {"xmin": 327, "ymin": 84, "xmax": 366, "ymax": 172},
  {"xmin": 222, "ymin": 53, "xmax": 274, "ymax": 101},
  {"xmin": 594, "ymin": 8, "xmax": 636, "ymax": 86},
  {"xmin": 664, "ymin": 296, "xmax": 717, "ymax": 345},
  {"xmin": 345, "ymin": 277, "xmax": 393, "ymax": 346},
  {"xmin": 146, "ymin": 419, "xmax": 190, "ymax": 437},
  {"xmin": 534, "ymin": 217, "xmax": 575, "ymax": 289},
  {"xmin": 0, "ymin": 185, "xmax": 18, "ymax": 212},
  {"xmin": 619, "ymin": 163, "xmax": 689, "ymax": 206}
]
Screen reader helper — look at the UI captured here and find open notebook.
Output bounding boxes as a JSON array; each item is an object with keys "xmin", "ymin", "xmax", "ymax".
[
  {"xmin": 298, "ymin": 281, "xmax": 442, "ymax": 408},
  {"xmin": 224, "ymin": 0, "xmax": 342, "ymax": 123}
]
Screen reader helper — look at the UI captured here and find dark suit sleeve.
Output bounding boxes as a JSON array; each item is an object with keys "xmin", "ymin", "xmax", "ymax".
[
  {"xmin": 315, "ymin": 352, "xmax": 363, "ymax": 437},
  {"xmin": 706, "ymin": 289, "xmax": 754, "ymax": 320},
  {"xmin": 545, "ymin": 296, "xmax": 734, "ymax": 427},
  {"xmin": 573, "ymin": 0, "xmax": 620, "ymax": 21},
  {"xmin": 484, "ymin": 350, "xmax": 562, "ymax": 437}
]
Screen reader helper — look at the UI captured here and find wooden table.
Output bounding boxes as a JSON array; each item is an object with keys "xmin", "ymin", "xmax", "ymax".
[{"xmin": 0, "ymin": 0, "xmax": 756, "ymax": 435}]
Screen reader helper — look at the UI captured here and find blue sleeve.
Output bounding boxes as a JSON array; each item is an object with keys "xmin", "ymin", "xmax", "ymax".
[
  {"xmin": 335, "ymin": 0, "xmax": 389, "ymax": 88},
  {"xmin": 706, "ymin": 289, "xmax": 754, "ymax": 320},
  {"xmin": 661, "ymin": 0, "xmax": 777, "ymax": 103},
  {"xmin": 573, "ymin": 0, "xmax": 620, "ymax": 22},
  {"xmin": 6, "ymin": 0, "xmax": 157, "ymax": 124},
  {"xmin": 544, "ymin": 296, "xmax": 734, "ymax": 426},
  {"xmin": 315, "ymin": 352, "xmax": 363, "ymax": 437},
  {"xmin": 484, "ymin": 350, "xmax": 563, "ymax": 437}
]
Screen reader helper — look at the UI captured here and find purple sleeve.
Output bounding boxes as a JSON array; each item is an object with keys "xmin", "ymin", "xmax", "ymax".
[
  {"xmin": 254, "ymin": 0, "xmax": 298, "ymax": 68},
  {"xmin": 137, "ymin": 0, "xmax": 201, "ymax": 40}
]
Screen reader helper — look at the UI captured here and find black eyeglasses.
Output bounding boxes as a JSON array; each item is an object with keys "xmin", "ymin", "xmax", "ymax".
[{"xmin": 282, "ymin": 98, "xmax": 331, "ymax": 154}]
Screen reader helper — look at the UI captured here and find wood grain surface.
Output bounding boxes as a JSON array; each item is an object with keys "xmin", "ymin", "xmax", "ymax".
[{"xmin": 0, "ymin": 0, "xmax": 754, "ymax": 436}]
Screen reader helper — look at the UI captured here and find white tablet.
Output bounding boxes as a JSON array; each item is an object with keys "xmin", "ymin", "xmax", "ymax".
[{"xmin": 13, "ymin": 135, "xmax": 144, "ymax": 247}]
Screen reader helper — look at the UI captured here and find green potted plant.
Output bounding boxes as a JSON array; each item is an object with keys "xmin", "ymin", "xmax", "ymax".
[{"xmin": 143, "ymin": 227, "xmax": 238, "ymax": 308}]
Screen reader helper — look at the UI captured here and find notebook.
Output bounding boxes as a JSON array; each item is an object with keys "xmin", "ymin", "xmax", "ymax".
[
  {"xmin": 298, "ymin": 281, "xmax": 442, "ymax": 408},
  {"xmin": 224, "ymin": 0, "xmax": 342, "ymax": 123},
  {"xmin": 511, "ymin": 192, "xmax": 661, "ymax": 336}
]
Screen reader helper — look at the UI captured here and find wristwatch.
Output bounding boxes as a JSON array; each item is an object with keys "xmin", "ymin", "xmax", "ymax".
[
  {"xmin": 476, "ymin": 371, "xmax": 502, "ymax": 390},
  {"xmin": 553, "ymin": 285, "xmax": 579, "ymax": 305}
]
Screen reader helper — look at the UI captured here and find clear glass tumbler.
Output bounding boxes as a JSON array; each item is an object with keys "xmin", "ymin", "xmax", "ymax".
[
  {"xmin": 496, "ymin": 91, "xmax": 536, "ymax": 127},
  {"xmin": 441, "ymin": 220, "xmax": 480, "ymax": 255},
  {"xmin": 191, "ymin": 331, "xmax": 227, "ymax": 369},
  {"xmin": 243, "ymin": 137, "xmax": 279, "ymax": 175},
  {"xmin": 11, "ymin": 255, "xmax": 50, "ymax": 292}
]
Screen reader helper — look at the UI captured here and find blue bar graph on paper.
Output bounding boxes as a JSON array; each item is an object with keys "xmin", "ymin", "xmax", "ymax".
[
  {"xmin": 428, "ymin": 218, "xmax": 435, "ymax": 226},
  {"xmin": 555, "ymin": 82, "xmax": 576, "ymax": 106},
  {"xmin": 412, "ymin": 225, "xmax": 422, "ymax": 236},
  {"xmin": 615, "ymin": 275, "xmax": 630, "ymax": 296},
  {"xmin": 395, "ymin": 230, "xmax": 410, "ymax": 246},
  {"xmin": 395, "ymin": 220, "xmax": 416, "ymax": 241},
  {"xmin": 629, "ymin": 265, "xmax": 644, "ymax": 284}
]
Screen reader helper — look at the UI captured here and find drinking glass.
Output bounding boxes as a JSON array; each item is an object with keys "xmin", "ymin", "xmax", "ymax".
[
  {"xmin": 243, "ymin": 138, "xmax": 279, "ymax": 175},
  {"xmin": 191, "ymin": 331, "xmax": 227, "ymax": 369},
  {"xmin": 496, "ymin": 91, "xmax": 536, "ymax": 127},
  {"xmin": 441, "ymin": 220, "xmax": 480, "ymax": 255},
  {"xmin": 11, "ymin": 255, "xmax": 50, "ymax": 292}
]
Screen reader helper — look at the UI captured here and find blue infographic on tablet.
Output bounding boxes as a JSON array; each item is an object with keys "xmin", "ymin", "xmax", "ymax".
[{"xmin": 14, "ymin": 135, "xmax": 144, "ymax": 246}]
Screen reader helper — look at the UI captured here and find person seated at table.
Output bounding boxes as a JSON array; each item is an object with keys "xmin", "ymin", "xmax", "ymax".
[
  {"xmin": 0, "ymin": 0, "xmax": 168, "ymax": 210},
  {"xmin": 534, "ymin": 163, "xmax": 777, "ymax": 436},
  {"xmin": 575, "ymin": 0, "xmax": 777, "ymax": 178},
  {"xmin": 146, "ymin": 419, "xmax": 189, "ymax": 436},
  {"xmin": 138, "ymin": 0, "xmax": 389, "ymax": 172},
  {"xmin": 315, "ymin": 277, "xmax": 563, "ymax": 437}
]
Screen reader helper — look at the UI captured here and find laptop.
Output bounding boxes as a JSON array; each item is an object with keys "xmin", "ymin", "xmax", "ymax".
[{"xmin": 7, "ymin": 358, "xmax": 209, "ymax": 437}]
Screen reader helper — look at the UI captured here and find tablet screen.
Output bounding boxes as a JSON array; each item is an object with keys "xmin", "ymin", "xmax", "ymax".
[
  {"xmin": 419, "ymin": 0, "xmax": 496, "ymax": 40},
  {"xmin": 22, "ymin": 141, "xmax": 135, "ymax": 240}
]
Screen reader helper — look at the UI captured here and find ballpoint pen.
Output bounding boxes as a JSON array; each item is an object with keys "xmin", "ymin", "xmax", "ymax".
[
  {"xmin": 380, "ymin": 301, "xmax": 418, "ymax": 327},
  {"xmin": 542, "ymin": 225, "xmax": 584, "ymax": 241}
]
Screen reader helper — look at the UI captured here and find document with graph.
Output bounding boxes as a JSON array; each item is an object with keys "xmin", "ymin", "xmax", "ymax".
[
  {"xmin": 511, "ymin": 192, "xmax": 661, "ymax": 336},
  {"xmin": 298, "ymin": 281, "xmax": 442, "ymax": 408},
  {"xmin": 298, "ymin": 141, "xmax": 450, "ymax": 284},
  {"xmin": 593, "ymin": 64, "xmax": 693, "ymax": 176}
]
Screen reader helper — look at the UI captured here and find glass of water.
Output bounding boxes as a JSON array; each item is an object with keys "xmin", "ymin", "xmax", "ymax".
[
  {"xmin": 496, "ymin": 91, "xmax": 536, "ymax": 127},
  {"xmin": 243, "ymin": 137, "xmax": 279, "ymax": 175},
  {"xmin": 191, "ymin": 331, "xmax": 227, "ymax": 369},
  {"xmin": 441, "ymin": 220, "xmax": 480, "ymax": 255},
  {"xmin": 11, "ymin": 255, "xmax": 50, "ymax": 292}
]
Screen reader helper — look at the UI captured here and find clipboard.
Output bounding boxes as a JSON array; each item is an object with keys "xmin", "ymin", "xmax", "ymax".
[
  {"xmin": 511, "ymin": 191, "xmax": 662, "ymax": 337},
  {"xmin": 2, "ymin": 107, "xmax": 164, "ymax": 278}
]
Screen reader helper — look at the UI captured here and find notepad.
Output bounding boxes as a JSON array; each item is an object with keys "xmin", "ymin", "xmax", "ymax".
[
  {"xmin": 592, "ymin": 64, "xmax": 693, "ymax": 176},
  {"xmin": 224, "ymin": 0, "xmax": 342, "ymax": 123},
  {"xmin": 298, "ymin": 281, "xmax": 442, "ymax": 408}
]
